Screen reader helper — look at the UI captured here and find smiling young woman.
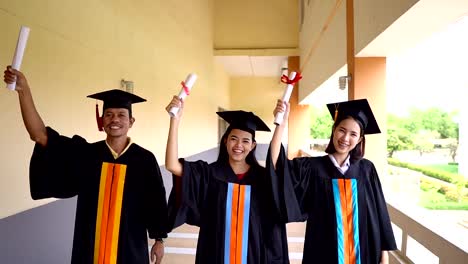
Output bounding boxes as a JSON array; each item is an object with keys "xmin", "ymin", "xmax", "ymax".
[{"xmin": 269, "ymin": 98, "xmax": 396, "ymax": 264}]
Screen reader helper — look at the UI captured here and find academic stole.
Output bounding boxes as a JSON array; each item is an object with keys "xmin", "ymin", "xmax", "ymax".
[
  {"xmin": 332, "ymin": 179, "xmax": 361, "ymax": 264},
  {"xmin": 224, "ymin": 183, "xmax": 251, "ymax": 264},
  {"xmin": 94, "ymin": 162, "xmax": 127, "ymax": 264}
]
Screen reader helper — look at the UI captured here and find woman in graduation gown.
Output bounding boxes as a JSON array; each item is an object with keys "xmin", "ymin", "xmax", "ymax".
[
  {"xmin": 268, "ymin": 99, "xmax": 397, "ymax": 264},
  {"xmin": 165, "ymin": 96, "xmax": 290, "ymax": 264},
  {"xmin": 4, "ymin": 66, "xmax": 168, "ymax": 264}
]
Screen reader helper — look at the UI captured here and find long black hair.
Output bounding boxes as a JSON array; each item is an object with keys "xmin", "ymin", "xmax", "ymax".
[
  {"xmin": 324, "ymin": 115, "xmax": 366, "ymax": 161},
  {"xmin": 216, "ymin": 126, "xmax": 260, "ymax": 166}
]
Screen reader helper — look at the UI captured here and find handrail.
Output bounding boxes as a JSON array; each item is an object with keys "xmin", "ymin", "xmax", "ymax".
[{"xmin": 387, "ymin": 204, "xmax": 468, "ymax": 264}]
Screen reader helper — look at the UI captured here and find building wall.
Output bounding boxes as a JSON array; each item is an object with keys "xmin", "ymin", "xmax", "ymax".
[
  {"xmin": 214, "ymin": 0, "xmax": 299, "ymax": 49},
  {"xmin": 0, "ymin": 0, "xmax": 230, "ymax": 218},
  {"xmin": 229, "ymin": 76, "xmax": 285, "ymax": 144}
]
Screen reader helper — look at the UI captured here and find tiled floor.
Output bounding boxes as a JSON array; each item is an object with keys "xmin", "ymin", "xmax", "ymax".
[{"xmin": 159, "ymin": 222, "xmax": 306, "ymax": 263}]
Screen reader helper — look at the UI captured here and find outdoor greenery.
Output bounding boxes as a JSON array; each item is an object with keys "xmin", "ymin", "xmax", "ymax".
[
  {"xmin": 419, "ymin": 190, "xmax": 468, "ymax": 210},
  {"xmin": 387, "ymin": 108, "xmax": 459, "ymax": 158},
  {"xmin": 310, "ymin": 106, "xmax": 333, "ymax": 139},
  {"xmin": 310, "ymin": 107, "xmax": 459, "ymax": 158},
  {"xmin": 388, "ymin": 158, "xmax": 466, "ymax": 187}
]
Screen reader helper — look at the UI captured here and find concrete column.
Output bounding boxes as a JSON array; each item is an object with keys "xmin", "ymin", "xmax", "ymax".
[
  {"xmin": 287, "ymin": 56, "xmax": 310, "ymax": 159},
  {"xmin": 459, "ymin": 102, "xmax": 467, "ymax": 178},
  {"xmin": 352, "ymin": 57, "xmax": 387, "ymax": 177}
]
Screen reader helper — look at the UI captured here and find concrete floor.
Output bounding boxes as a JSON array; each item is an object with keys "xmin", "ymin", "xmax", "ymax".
[{"xmin": 159, "ymin": 222, "xmax": 307, "ymax": 264}]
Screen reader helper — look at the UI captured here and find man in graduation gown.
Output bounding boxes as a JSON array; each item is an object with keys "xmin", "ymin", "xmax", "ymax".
[
  {"xmin": 4, "ymin": 66, "xmax": 168, "ymax": 264},
  {"xmin": 165, "ymin": 96, "xmax": 290, "ymax": 264},
  {"xmin": 268, "ymin": 99, "xmax": 397, "ymax": 264}
]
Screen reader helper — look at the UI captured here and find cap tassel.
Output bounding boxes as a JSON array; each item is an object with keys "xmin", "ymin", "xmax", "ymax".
[
  {"xmin": 95, "ymin": 103, "xmax": 103, "ymax": 131},
  {"xmin": 334, "ymin": 104, "xmax": 339, "ymax": 122}
]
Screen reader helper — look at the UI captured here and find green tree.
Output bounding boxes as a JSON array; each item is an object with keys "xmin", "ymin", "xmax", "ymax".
[
  {"xmin": 310, "ymin": 106, "xmax": 333, "ymax": 139},
  {"xmin": 413, "ymin": 130, "xmax": 438, "ymax": 156},
  {"xmin": 408, "ymin": 108, "xmax": 458, "ymax": 138},
  {"xmin": 387, "ymin": 125, "xmax": 413, "ymax": 157}
]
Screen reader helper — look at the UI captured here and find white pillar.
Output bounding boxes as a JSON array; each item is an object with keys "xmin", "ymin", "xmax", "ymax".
[{"xmin": 459, "ymin": 103, "xmax": 467, "ymax": 178}]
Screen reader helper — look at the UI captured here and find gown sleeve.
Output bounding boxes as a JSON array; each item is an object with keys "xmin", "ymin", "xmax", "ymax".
[
  {"xmin": 368, "ymin": 161, "xmax": 397, "ymax": 251},
  {"xmin": 267, "ymin": 144, "xmax": 315, "ymax": 222},
  {"xmin": 29, "ymin": 127, "xmax": 87, "ymax": 199},
  {"xmin": 144, "ymin": 153, "xmax": 169, "ymax": 239},
  {"xmin": 167, "ymin": 159, "xmax": 211, "ymax": 229}
]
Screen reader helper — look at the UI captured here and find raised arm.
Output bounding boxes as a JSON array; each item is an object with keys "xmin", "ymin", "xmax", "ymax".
[
  {"xmin": 3, "ymin": 66, "xmax": 48, "ymax": 146},
  {"xmin": 165, "ymin": 96, "xmax": 183, "ymax": 177},
  {"xmin": 270, "ymin": 99, "xmax": 289, "ymax": 168}
]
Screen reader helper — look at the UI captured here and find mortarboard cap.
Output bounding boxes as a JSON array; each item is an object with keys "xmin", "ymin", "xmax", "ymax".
[
  {"xmin": 87, "ymin": 89, "xmax": 146, "ymax": 131},
  {"xmin": 87, "ymin": 89, "xmax": 146, "ymax": 111},
  {"xmin": 217, "ymin": 110, "xmax": 270, "ymax": 136},
  {"xmin": 326, "ymin": 99, "xmax": 381, "ymax": 134}
]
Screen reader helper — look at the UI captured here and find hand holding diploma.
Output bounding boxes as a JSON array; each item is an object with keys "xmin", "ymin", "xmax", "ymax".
[
  {"xmin": 168, "ymin": 73, "xmax": 197, "ymax": 117},
  {"xmin": 7, "ymin": 26, "xmax": 30, "ymax": 90},
  {"xmin": 274, "ymin": 71, "xmax": 302, "ymax": 125}
]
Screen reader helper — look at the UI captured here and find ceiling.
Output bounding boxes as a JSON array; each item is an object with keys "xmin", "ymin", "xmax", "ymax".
[{"xmin": 215, "ymin": 56, "xmax": 287, "ymax": 77}]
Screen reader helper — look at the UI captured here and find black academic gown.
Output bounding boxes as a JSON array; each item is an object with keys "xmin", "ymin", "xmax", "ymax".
[
  {"xmin": 267, "ymin": 145, "xmax": 396, "ymax": 264},
  {"xmin": 29, "ymin": 127, "xmax": 168, "ymax": 264},
  {"xmin": 168, "ymin": 159, "xmax": 290, "ymax": 264}
]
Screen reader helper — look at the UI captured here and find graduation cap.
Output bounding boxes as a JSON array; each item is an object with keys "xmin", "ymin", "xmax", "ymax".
[
  {"xmin": 216, "ymin": 110, "xmax": 270, "ymax": 136},
  {"xmin": 326, "ymin": 99, "xmax": 381, "ymax": 134},
  {"xmin": 87, "ymin": 89, "xmax": 146, "ymax": 131}
]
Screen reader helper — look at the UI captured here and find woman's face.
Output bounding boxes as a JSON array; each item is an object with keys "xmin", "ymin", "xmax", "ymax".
[
  {"xmin": 332, "ymin": 117, "xmax": 362, "ymax": 156},
  {"xmin": 224, "ymin": 129, "xmax": 256, "ymax": 163}
]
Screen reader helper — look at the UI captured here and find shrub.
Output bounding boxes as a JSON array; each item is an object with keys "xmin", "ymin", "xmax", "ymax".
[{"xmin": 388, "ymin": 158, "xmax": 468, "ymax": 188}]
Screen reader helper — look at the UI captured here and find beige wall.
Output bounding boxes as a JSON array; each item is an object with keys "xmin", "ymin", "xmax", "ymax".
[
  {"xmin": 214, "ymin": 0, "xmax": 299, "ymax": 49},
  {"xmin": 229, "ymin": 77, "xmax": 284, "ymax": 144},
  {"xmin": 0, "ymin": 0, "xmax": 231, "ymax": 218},
  {"xmin": 299, "ymin": 0, "xmax": 418, "ymax": 102}
]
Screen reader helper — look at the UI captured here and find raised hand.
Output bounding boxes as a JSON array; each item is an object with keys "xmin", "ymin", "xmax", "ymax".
[
  {"xmin": 165, "ymin": 95, "xmax": 184, "ymax": 119},
  {"xmin": 3, "ymin": 66, "xmax": 29, "ymax": 92}
]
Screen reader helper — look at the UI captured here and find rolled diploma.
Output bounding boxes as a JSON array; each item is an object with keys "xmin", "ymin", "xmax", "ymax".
[
  {"xmin": 169, "ymin": 73, "xmax": 198, "ymax": 117},
  {"xmin": 7, "ymin": 26, "xmax": 31, "ymax": 90},
  {"xmin": 274, "ymin": 71, "xmax": 297, "ymax": 125}
]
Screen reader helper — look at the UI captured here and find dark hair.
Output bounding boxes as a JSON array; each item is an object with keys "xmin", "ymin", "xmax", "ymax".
[
  {"xmin": 217, "ymin": 126, "xmax": 260, "ymax": 166},
  {"xmin": 324, "ymin": 116, "xmax": 366, "ymax": 161}
]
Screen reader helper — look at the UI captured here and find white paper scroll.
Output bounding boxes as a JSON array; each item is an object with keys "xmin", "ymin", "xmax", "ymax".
[
  {"xmin": 7, "ymin": 26, "xmax": 31, "ymax": 90},
  {"xmin": 168, "ymin": 73, "xmax": 198, "ymax": 117},
  {"xmin": 274, "ymin": 71, "xmax": 297, "ymax": 125}
]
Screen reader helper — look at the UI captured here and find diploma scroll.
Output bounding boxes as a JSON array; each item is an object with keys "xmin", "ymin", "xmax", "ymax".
[
  {"xmin": 169, "ymin": 73, "xmax": 198, "ymax": 117},
  {"xmin": 7, "ymin": 26, "xmax": 31, "ymax": 90},
  {"xmin": 274, "ymin": 71, "xmax": 298, "ymax": 125}
]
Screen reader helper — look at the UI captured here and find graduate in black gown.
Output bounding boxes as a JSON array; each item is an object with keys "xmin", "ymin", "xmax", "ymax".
[
  {"xmin": 268, "ymin": 98, "xmax": 397, "ymax": 264},
  {"xmin": 165, "ymin": 96, "xmax": 290, "ymax": 264},
  {"xmin": 3, "ymin": 66, "xmax": 168, "ymax": 264}
]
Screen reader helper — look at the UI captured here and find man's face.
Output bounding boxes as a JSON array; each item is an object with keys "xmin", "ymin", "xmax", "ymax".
[{"xmin": 102, "ymin": 108, "xmax": 134, "ymax": 138}]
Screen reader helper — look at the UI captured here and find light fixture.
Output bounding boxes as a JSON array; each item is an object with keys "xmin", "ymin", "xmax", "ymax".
[
  {"xmin": 121, "ymin": 79, "xmax": 134, "ymax": 93},
  {"xmin": 338, "ymin": 75, "xmax": 351, "ymax": 90}
]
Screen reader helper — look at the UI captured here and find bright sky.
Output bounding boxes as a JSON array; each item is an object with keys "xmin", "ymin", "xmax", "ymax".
[{"xmin": 387, "ymin": 16, "xmax": 468, "ymax": 116}]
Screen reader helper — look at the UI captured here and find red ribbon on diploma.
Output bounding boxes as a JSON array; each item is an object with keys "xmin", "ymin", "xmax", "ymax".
[
  {"xmin": 181, "ymin": 81, "xmax": 190, "ymax": 95},
  {"xmin": 281, "ymin": 72, "xmax": 303, "ymax": 85}
]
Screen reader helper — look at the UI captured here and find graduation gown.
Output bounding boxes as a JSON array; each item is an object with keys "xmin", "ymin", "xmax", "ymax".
[
  {"xmin": 29, "ymin": 127, "xmax": 168, "ymax": 264},
  {"xmin": 267, "ymin": 145, "xmax": 396, "ymax": 264},
  {"xmin": 168, "ymin": 159, "xmax": 290, "ymax": 264}
]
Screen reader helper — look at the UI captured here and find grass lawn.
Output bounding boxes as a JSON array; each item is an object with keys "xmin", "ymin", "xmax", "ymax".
[
  {"xmin": 424, "ymin": 164, "xmax": 458, "ymax": 174},
  {"xmin": 419, "ymin": 189, "xmax": 468, "ymax": 210}
]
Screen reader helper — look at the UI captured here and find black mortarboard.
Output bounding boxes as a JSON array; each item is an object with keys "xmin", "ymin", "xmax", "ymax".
[
  {"xmin": 87, "ymin": 89, "xmax": 146, "ymax": 111},
  {"xmin": 87, "ymin": 89, "xmax": 146, "ymax": 131},
  {"xmin": 326, "ymin": 99, "xmax": 381, "ymax": 134},
  {"xmin": 216, "ymin": 110, "xmax": 270, "ymax": 136}
]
